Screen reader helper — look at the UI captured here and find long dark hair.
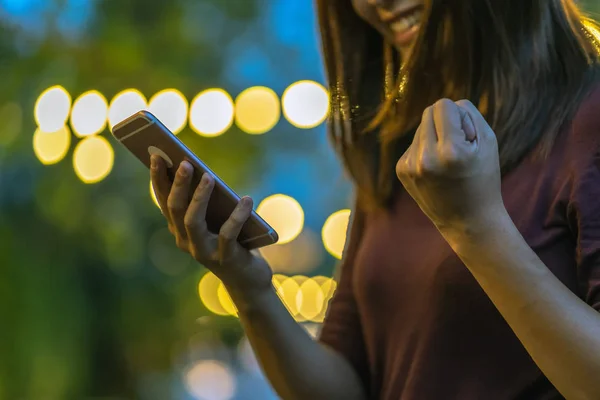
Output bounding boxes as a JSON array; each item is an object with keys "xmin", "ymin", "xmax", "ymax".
[{"xmin": 316, "ymin": 0, "xmax": 600, "ymax": 211}]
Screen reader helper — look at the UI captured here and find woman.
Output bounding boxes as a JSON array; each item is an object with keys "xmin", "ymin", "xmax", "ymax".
[{"xmin": 151, "ymin": 0, "xmax": 600, "ymax": 398}]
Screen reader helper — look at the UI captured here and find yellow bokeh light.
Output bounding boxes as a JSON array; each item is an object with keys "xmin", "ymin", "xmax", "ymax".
[
  {"xmin": 259, "ymin": 230, "xmax": 322, "ymax": 275},
  {"xmin": 322, "ymin": 209, "xmax": 351, "ymax": 259},
  {"xmin": 217, "ymin": 283, "xmax": 237, "ymax": 317},
  {"xmin": 198, "ymin": 272, "xmax": 229, "ymax": 316},
  {"xmin": 184, "ymin": 360, "xmax": 236, "ymax": 400},
  {"xmin": 313, "ymin": 276, "xmax": 337, "ymax": 323},
  {"xmin": 297, "ymin": 278, "xmax": 324, "ymax": 321},
  {"xmin": 108, "ymin": 89, "xmax": 147, "ymax": 128},
  {"xmin": 148, "ymin": 89, "xmax": 189, "ymax": 135},
  {"xmin": 282, "ymin": 80, "xmax": 329, "ymax": 129},
  {"xmin": 277, "ymin": 277, "xmax": 301, "ymax": 317},
  {"xmin": 70, "ymin": 90, "xmax": 108, "ymax": 137},
  {"xmin": 189, "ymin": 89, "xmax": 234, "ymax": 137},
  {"xmin": 35, "ymin": 85, "xmax": 72, "ymax": 133},
  {"xmin": 72, "ymin": 136, "xmax": 114, "ymax": 184},
  {"xmin": 256, "ymin": 194, "xmax": 304, "ymax": 245},
  {"xmin": 150, "ymin": 180, "xmax": 160, "ymax": 209},
  {"xmin": 235, "ymin": 86, "xmax": 280, "ymax": 135},
  {"xmin": 33, "ymin": 126, "xmax": 71, "ymax": 165}
]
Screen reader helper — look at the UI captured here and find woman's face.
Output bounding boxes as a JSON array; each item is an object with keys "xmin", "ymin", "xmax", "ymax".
[{"xmin": 352, "ymin": 0, "xmax": 425, "ymax": 61}]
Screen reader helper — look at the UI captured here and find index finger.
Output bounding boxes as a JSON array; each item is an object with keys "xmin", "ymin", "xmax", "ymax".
[
  {"xmin": 416, "ymin": 106, "xmax": 437, "ymax": 153},
  {"xmin": 432, "ymin": 98, "xmax": 464, "ymax": 148}
]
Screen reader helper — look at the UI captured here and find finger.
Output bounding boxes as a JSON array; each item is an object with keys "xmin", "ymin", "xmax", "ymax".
[
  {"xmin": 455, "ymin": 99, "xmax": 491, "ymax": 142},
  {"xmin": 184, "ymin": 173, "xmax": 216, "ymax": 257},
  {"xmin": 416, "ymin": 106, "xmax": 437, "ymax": 153},
  {"xmin": 167, "ymin": 161, "xmax": 194, "ymax": 241},
  {"xmin": 218, "ymin": 196, "xmax": 253, "ymax": 264},
  {"xmin": 396, "ymin": 145, "xmax": 414, "ymax": 180},
  {"xmin": 432, "ymin": 98, "xmax": 465, "ymax": 148},
  {"xmin": 150, "ymin": 155, "xmax": 173, "ymax": 217}
]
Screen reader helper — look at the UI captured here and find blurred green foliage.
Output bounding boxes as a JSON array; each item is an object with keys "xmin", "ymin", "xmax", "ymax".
[{"xmin": 0, "ymin": 0, "xmax": 266, "ymax": 398}]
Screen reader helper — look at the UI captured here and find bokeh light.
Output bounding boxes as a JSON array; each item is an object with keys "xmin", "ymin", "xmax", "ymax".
[
  {"xmin": 313, "ymin": 276, "xmax": 338, "ymax": 323},
  {"xmin": 72, "ymin": 136, "xmax": 115, "ymax": 184},
  {"xmin": 148, "ymin": 89, "xmax": 189, "ymax": 134},
  {"xmin": 282, "ymin": 80, "xmax": 329, "ymax": 129},
  {"xmin": 33, "ymin": 126, "xmax": 71, "ymax": 165},
  {"xmin": 198, "ymin": 272, "xmax": 229, "ymax": 316},
  {"xmin": 259, "ymin": 230, "xmax": 322, "ymax": 274},
  {"xmin": 297, "ymin": 278, "xmax": 324, "ymax": 321},
  {"xmin": 189, "ymin": 89, "xmax": 234, "ymax": 137},
  {"xmin": 70, "ymin": 90, "xmax": 108, "ymax": 137},
  {"xmin": 217, "ymin": 283, "xmax": 237, "ymax": 316},
  {"xmin": 256, "ymin": 194, "xmax": 304, "ymax": 245},
  {"xmin": 34, "ymin": 85, "xmax": 72, "ymax": 133},
  {"xmin": 108, "ymin": 89, "xmax": 147, "ymax": 128},
  {"xmin": 276, "ymin": 276, "xmax": 301, "ymax": 317},
  {"xmin": 184, "ymin": 360, "xmax": 236, "ymax": 400},
  {"xmin": 150, "ymin": 180, "xmax": 160, "ymax": 208},
  {"xmin": 234, "ymin": 86, "xmax": 280, "ymax": 134},
  {"xmin": 322, "ymin": 209, "xmax": 351, "ymax": 259}
]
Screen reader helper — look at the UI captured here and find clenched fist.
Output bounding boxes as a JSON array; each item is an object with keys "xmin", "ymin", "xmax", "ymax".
[{"xmin": 396, "ymin": 99, "xmax": 504, "ymax": 233}]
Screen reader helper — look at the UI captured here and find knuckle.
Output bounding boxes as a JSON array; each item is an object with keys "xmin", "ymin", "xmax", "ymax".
[
  {"xmin": 219, "ymin": 229, "xmax": 235, "ymax": 243},
  {"xmin": 184, "ymin": 215, "xmax": 200, "ymax": 230},
  {"xmin": 167, "ymin": 198, "xmax": 185, "ymax": 214},
  {"xmin": 455, "ymin": 99, "xmax": 472, "ymax": 108},
  {"xmin": 434, "ymin": 98, "xmax": 454, "ymax": 109}
]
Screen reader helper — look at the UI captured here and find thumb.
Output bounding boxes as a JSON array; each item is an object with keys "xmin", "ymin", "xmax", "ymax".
[{"xmin": 455, "ymin": 99, "xmax": 494, "ymax": 142}]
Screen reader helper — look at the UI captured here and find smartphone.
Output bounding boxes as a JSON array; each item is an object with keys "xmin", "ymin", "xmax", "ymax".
[{"xmin": 111, "ymin": 110, "xmax": 279, "ymax": 250}]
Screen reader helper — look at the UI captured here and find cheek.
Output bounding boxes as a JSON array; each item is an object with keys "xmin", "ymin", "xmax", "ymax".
[{"xmin": 351, "ymin": 0, "xmax": 382, "ymax": 30}]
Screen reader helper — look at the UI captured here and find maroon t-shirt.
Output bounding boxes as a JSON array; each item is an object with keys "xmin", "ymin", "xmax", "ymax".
[{"xmin": 319, "ymin": 89, "xmax": 600, "ymax": 399}]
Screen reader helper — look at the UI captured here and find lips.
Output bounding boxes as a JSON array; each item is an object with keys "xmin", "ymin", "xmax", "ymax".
[{"xmin": 387, "ymin": 6, "xmax": 423, "ymax": 46}]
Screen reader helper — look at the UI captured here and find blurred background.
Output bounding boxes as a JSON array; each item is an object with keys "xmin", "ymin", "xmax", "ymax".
[{"xmin": 1, "ymin": 0, "xmax": 600, "ymax": 399}]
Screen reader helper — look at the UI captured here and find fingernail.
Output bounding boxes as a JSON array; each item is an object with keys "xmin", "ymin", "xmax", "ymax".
[
  {"xmin": 179, "ymin": 161, "xmax": 191, "ymax": 176},
  {"xmin": 200, "ymin": 173, "xmax": 208, "ymax": 186},
  {"xmin": 150, "ymin": 155, "xmax": 158, "ymax": 170},
  {"xmin": 241, "ymin": 196, "xmax": 252, "ymax": 207}
]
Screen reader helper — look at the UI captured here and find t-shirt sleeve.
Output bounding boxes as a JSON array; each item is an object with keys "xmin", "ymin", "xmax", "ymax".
[
  {"xmin": 318, "ymin": 204, "xmax": 370, "ymax": 387},
  {"xmin": 569, "ymin": 147, "xmax": 600, "ymax": 311}
]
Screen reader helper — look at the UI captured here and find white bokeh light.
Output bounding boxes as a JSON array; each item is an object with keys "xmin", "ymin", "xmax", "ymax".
[
  {"xmin": 70, "ymin": 90, "xmax": 108, "ymax": 137},
  {"xmin": 189, "ymin": 89, "xmax": 234, "ymax": 137},
  {"xmin": 184, "ymin": 360, "xmax": 236, "ymax": 400},
  {"xmin": 34, "ymin": 85, "xmax": 72, "ymax": 133},
  {"xmin": 282, "ymin": 80, "xmax": 329, "ymax": 129},
  {"xmin": 108, "ymin": 89, "xmax": 147, "ymax": 128},
  {"xmin": 148, "ymin": 89, "xmax": 189, "ymax": 134}
]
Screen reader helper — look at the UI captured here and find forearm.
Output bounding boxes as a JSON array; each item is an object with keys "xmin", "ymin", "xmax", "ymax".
[
  {"xmin": 443, "ymin": 213, "xmax": 600, "ymax": 400},
  {"xmin": 229, "ymin": 285, "xmax": 366, "ymax": 400}
]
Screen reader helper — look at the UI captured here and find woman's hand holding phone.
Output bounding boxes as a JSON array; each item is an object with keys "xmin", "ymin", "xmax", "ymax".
[{"xmin": 150, "ymin": 155, "xmax": 274, "ymax": 300}]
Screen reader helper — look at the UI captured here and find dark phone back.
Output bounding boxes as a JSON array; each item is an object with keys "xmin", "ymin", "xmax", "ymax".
[{"xmin": 111, "ymin": 111, "xmax": 278, "ymax": 250}]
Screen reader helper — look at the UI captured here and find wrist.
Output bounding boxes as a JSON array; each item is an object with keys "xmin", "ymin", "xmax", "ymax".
[
  {"xmin": 439, "ymin": 206, "xmax": 513, "ymax": 254},
  {"xmin": 226, "ymin": 283, "xmax": 278, "ymax": 313}
]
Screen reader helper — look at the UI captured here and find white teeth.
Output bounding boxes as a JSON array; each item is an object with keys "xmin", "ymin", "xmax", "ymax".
[{"xmin": 390, "ymin": 10, "xmax": 422, "ymax": 33}]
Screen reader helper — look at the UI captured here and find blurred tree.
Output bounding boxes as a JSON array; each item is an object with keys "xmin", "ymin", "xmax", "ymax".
[{"xmin": 0, "ymin": 0, "xmax": 262, "ymax": 398}]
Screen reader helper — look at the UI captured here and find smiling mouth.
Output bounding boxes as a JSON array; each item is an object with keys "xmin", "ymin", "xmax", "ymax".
[{"xmin": 388, "ymin": 6, "xmax": 423, "ymax": 46}]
